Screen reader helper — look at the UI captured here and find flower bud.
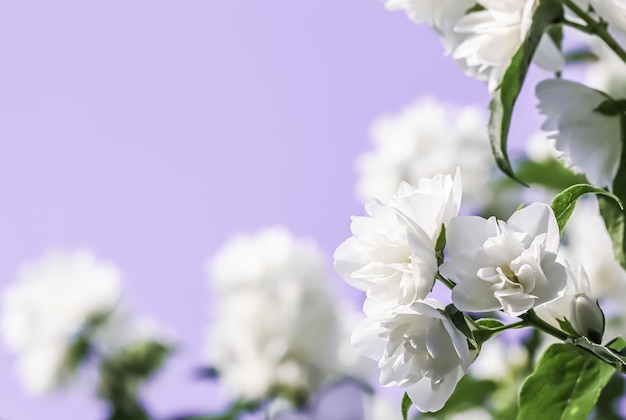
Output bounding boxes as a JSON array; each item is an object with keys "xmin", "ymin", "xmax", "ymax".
[{"xmin": 569, "ymin": 293, "xmax": 605, "ymax": 344}]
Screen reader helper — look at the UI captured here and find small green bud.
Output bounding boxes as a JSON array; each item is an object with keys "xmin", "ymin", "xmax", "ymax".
[{"xmin": 569, "ymin": 293, "xmax": 605, "ymax": 344}]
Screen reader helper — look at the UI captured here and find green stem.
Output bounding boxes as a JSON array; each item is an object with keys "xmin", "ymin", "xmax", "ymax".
[
  {"xmin": 561, "ymin": 0, "xmax": 626, "ymax": 65},
  {"xmin": 435, "ymin": 273, "xmax": 455, "ymax": 290},
  {"xmin": 520, "ymin": 310, "xmax": 571, "ymax": 341},
  {"xmin": 486, "ymin": 320, "xmax": 527, "ymax": 333}
]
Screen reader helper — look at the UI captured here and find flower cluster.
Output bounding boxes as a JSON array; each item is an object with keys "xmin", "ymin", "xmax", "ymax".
[
  {"xmin": 335, "ymin": 171, "xmax": 575, "ymax": 412},
  {"xmin": 355, "ymin": 98, "xmax": 494, "ymax": 207},
  {"xmin": 205, "ymin": 227, "xmax": 343, "ymax": 404},
  {"xmin": 0, "ymin": 249, "xmax": 171, "ymax": 396}
]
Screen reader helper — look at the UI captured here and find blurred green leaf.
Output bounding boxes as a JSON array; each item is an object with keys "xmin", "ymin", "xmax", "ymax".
[{"xmin": 402, "ymin": 392, "xmax": 412, "ymax": 420}]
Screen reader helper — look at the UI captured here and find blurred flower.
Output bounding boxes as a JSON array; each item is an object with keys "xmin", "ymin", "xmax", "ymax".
[
  {"xmin": 453, "ymin": 0, "xmax": 563, "ymax": 92},
  {"xmin": 1, "ymin": 249, "xmax": 122, "ymax": 394},
  {"xmin": 335, "ymin": 171, "xmax": 461, "ymax": 315},
  {"xmin": 448, "ymin": 408, "xmax": 493, "ymax": 420},
  {"xmin": 585, "ymin": 28, "xmax": 626, "ymax": 98},
  {"xmin": 470, "ymin": 338, "xmax": 527, "ymax": 381},
  {"xmin": 441, "ymin": 203, "xmax": 567, "ymax": 316},
  {"xmin": 356, "ymin": 98, "xmax": 492, "ymax": 207},
  {"xmin": 206, "ymin": 227, "xmax": 340, "ymax": 403},
  {"xmin": 352, "ymin": 299, "xmax": 474, "ymax": 413},
  {"xmin": 536, "ymin": 78, "xmax": 622, "ymax": 188},
  {"xmin": 363, "ymin": 394, "xmax": 401, "ymax": 420}
]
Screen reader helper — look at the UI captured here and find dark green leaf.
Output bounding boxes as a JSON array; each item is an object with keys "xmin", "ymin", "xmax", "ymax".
[
  {"xmin": 595, "ymin": 98, "xmax": 626, "ymax": 116},
  {"xmin": 444, "ymin": 305, "xmax": 474, "ymax": 346},
  {"xmin": 551, "ymin": 184, "xmax": 622, "ymax": 234},
  {"xmin": 601, "ymin": 115, "xmax": 626, "ymax": 269},
  {"xmin": 435, "ymin": 224, "xmax": 446, "ymax": 266},
  {"xmin": 402, "ymin": 392, "xmax": 412, "ymax": 420},
  {"xmin": 488, "ymin": 0, "xmax": 563, "ymax": 182},
  {"xmin": 608, "ymin": 336, "xmax": 626, "ymax": 353},
  {"xmin": 564, "ymin": 49, "xmax": 597, "ymax": 64},
  {"xmin": 517, "ymin": 343, "xmax": 615, "ymax": 420}
]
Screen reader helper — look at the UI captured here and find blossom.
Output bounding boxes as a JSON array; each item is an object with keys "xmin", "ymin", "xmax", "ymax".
[
  {"xmin": 453, "ymin": 0, "xmax": 563, "ymax": 92},
  {"xmin": 470, "ymin": 338, "xmax": 527, "ymax": 381},
  {"xmin": 534, "ymin": 263, "xmax": 604, "ymax": 341},
  {"xmin": 440, "ymin": 202, "xmax": 567, "ymax": 317},
  {"xmin": 383, "ymin": 0, "xmax": 474, "ymax": 49},
  {"xmin": 0, "ymin": 249, "xmax": 123, "ymax": 394},
  {"xmin": 355, "ymin": 98, "xmax": 493, "ymax": 207},
  {"xmin": 352, "ymin": 299, "xmax": 474, "ymax": 413},
  {"xmin": 206, "ymin": 227, "xmax": 340, "ymax": 402},
  {"xmin": 536, "ymin": 78, "xmax": 622, "ymax": 188},
  {"xmin": 335, "ymin": 171, "xmax": 462, "ymax": 315}
]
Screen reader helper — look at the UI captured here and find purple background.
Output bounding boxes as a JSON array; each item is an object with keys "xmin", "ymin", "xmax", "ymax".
[{"xmin": 0, "ymin": 1, "xmax": 546, "ymax": 418}]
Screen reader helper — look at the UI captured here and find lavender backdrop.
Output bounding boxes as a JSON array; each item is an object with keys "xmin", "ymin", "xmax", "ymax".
[{"xmin": 0, "ymin": 1, "xmax": 546, "ymax": 418}]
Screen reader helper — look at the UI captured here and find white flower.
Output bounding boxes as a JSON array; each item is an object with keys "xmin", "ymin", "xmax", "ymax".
[
  {"xmin": 441, "ymin": 202, "xmax": 567, "ymax": 317},
  {"xmin": 356, "ymin": 98, "xmax": 493, "ymax": 207},
  {"xmin": 363, "ymin": 394, "xmax": 402, "ymax": 420},
  {"xmin": 383, "ymin": 0, "xmax": 475, "ymax": 50},
  {"xmin": 453, "ymin": 0, "xmax": 563, "ymax": 92},
  {"xmin": 536, "ymin": 78, "xmax": 622, "ymax": 188},
  {"xmin": 534, "ymin": 263, "xmax": 604, "ymax": 341},
  {"xmin": 335, "ymin": 171, "xmax": 462, "ymax": 315},
  {"xmin": 581, "ymin": 0, "xmax": 626, "ymax": 32},
  {"xmin": 585, "ymin": 28, "xmax": 626, "ymax": 98},
  {"xmin": 0, "ymin": 249, "xmax": 123, "ymax": 394},
  {"xmin": 352, "ymin": 299, "xmax": 474, "ymax": 413},
  {"xmin": 206, "ymin": 227, "xmax": 340, "ymax": 402}
]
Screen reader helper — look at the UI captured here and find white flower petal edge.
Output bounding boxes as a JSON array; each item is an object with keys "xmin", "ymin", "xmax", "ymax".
[
  {"xmin": 335, "ymin": 170, "xmax": 462, "ymax": 315},
  {"xmin": 441, "ymin": 202, "xmax": 567, "ymax": 317},
  {"xmin": 352, "ymin": 299, "xmax": 474, "ymax": 413},
  {"xmin": 536, "ymin": 78, "xmax": 622, "ymax": 188}
]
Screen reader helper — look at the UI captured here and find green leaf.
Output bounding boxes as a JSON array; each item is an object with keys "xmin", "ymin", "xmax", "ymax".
[
  {"xmin": 515, "ymin": 158, "xmax": 587, "ymax": 191},
  {"xmin": 488, "ymin": 0, "xmax": 563, "ymax": 182},
  {"xmin": 517, "ymin": 343, "xmax": 615, "ymax": 420},
  {"xmin": 473, "ymin": 318, "xmax": 506, "ymax": 347},
  {"xmin": 594, "ymin": 373, "xmax": 625, "ymax": 420},
  {"xmin": 595, "ymin": 98, "xmax": 626, "ymax": 116},
  {"xmin": 402, "ymin": 392, "xmax": 412, "ymax": 420},
  {"xmin": 435, "ymin": 224, "xmax": 446, "ymax": 266},
  {"xmin": 571, "ymin": 337, "xmax": 626, "ymax": 372},
  {"xmin": 564, "ymin": 48, "xmax": 597, "ymax": 64},
  {"xmin": 551, "ymin": 184, "xmax": 622, "ymax": 234},
  {"xmin": 444, "ymin": 305, "xmax": 474, "ymax": 347},
  {"xmin": 601, "ymin": 115, "xmax": 626, "ymax": 269}
]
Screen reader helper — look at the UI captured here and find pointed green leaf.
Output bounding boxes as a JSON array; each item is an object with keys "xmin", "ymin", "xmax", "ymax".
[
  {"xmin": 444, "ymin": 305, "xmax": 474, "ymax": 347},
  {"xmin": 570, "ymin": 337, "xmax": 626, "ymax": 372},
  {"xmin": 401, "ymin": 392, "xmax": 412, "ymax": 420},
  {"xmin": 488, "ymin": 0, "xmax": 563, "ymax": 182},
  {"xmin": 473, "ymin": 318, "xmax": 506, "ymax": 347},
  {"xmin": 518, "ymin": 343, "xmax": 615, "ymax": 420},
  {"xmin": 551, "ymin": 184, "xmax": 622, "ymax": 234}
]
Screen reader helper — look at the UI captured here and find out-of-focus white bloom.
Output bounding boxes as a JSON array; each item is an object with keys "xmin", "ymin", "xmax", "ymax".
[
  {"xmin": 454, "ymin": 0, "xmax": 563, "ymax": 92},
  {"xmin": 206, "ymin": 227, "xmax": 339, "ymax": 402},
  {"xmin": 585, "ymin": 29, "xmax": 626, "ymax": 98},
  {"xmin": 93, "ymin": 308, "xmax": 173, "ymax": 358},
  {"xmin": 335, "ymin": 171, "xmax": 462, "ymax": 315},
  {"xmin": 441, "ymin": 203, "xmax": 567, "ymax": 317},
  {"xmin": 363, "ymin": 394, "xmax": 401, "ymax": 420},
  {"xmin": 356, "ymin": 98, "xmax": 492, "ymax": 207},
  {"xmin": 570, "ymin": 293, "xmax": 605, "ymax": 341},
  {"xmin": 525, "ymin": 132, "xmax": 564, "ymax": 163},
  {"xmin": 383, "ymin": 0, "xmax": 475, "ymax": 50},
  {"xmin": 536, "ymin": 78, "xmax": 622, "ymax": 188},
  {"xmin": 448, "ymin": 408, "xmax": 493, "ymax": 420},
  {"xmin": 334, "ymin": 304, "xmax": 378, "ymax": 384},
  {"xmin": 579, "ymin": 0, "xmax": 626, "ymax": 32},
  {"xmin": 0, "ymin": 249, "xmax": 123, "ymax": 394},
  {"xmin": 352, "ymin": 299, "xmax": 474, "ymax": 413},
  {"xmin": 470, "ymin": 339, "xmax": 527, "ymax": 381},
  {"xmin": 561, "ymin": 198, "xmax": 626, "ymax": 298}
]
